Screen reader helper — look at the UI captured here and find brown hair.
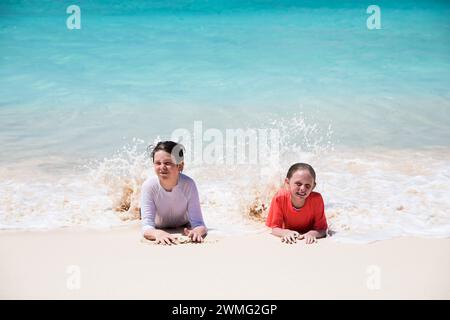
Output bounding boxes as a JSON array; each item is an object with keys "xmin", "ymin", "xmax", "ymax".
[
  {"xmin": 148, "ymin": 141, "xmax": 185, "ymax": 164},
  {"xmin": 286, "ymin": 163, "xmax": 316, "ymax": 181}
]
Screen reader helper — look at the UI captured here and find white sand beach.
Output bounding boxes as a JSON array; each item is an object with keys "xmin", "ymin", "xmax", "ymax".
[
  {"xmin": 2, "ymin": 0, "xmax": 450, "ymax": 303},
  {"xmin": 1, "ymin": 225, "xmax": 448, "ymax": 299}
]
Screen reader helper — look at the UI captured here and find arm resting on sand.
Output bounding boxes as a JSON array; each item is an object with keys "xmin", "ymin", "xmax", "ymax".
[
  {"xmin": 304, "ymin": 229, "xmax": 327, "ymax": 239},
  {"xmin": 271, "ymin": 227, "xmax": 298, "ymax": 238},
  {"xmin": 143, "ymin": 228, "xmax": 178, "ymax": 245}
]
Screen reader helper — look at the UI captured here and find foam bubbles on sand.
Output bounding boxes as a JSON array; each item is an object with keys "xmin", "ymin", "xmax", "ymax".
[{"xmin": 318, "ymin": 148, "xmax": 450, "ymax": 242}]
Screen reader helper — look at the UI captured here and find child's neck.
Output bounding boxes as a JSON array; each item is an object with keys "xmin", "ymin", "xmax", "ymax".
[
  {"xmin": 291, "ymin": 199, "xmax": 305, "ymax": 209},
  {"xmin": 160, "ymin": 176, "xmax": 179, "ymax": 192}
]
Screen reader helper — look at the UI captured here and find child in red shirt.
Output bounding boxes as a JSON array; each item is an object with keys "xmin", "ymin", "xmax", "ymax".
[{"xmin": 266, "ymin": 163, "xmax": 328, "ymax": 244}]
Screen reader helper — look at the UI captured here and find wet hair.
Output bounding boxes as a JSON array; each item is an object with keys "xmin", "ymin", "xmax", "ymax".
[
  {"xmin": 147, "ymin": 141, "xmax": 185, "ymax": 164},
  {"xmin": 286, "ymin": 163, "xmax": 316, "ymax": 182}
]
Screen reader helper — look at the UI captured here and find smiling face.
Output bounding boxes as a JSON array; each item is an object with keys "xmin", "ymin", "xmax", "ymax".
[
  {"xmin": 153, "ymin": 150, "xmax": 182, "ymax": 182},
  {"xmin": 285, "ymin": 169, "xmax": 316, "ymax": 204}
]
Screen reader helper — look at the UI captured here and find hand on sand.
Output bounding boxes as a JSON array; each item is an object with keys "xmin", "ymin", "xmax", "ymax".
[
  {"xmin": 154, "ymin": 230, "xmax": 178, "ymax": 245},
  {"xmin": 183, "ymin": 228, "xmax": 204, "ymax": 243},
  {"xmin": 281, "ymin": 231, "xmax": 300, "ymax": 244},
  {"xmin": 303, "ymin": 233, "xmax": 317, "ymax": 244}
]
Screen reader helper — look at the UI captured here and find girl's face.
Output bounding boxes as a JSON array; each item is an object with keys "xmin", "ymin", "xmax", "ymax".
[
  {"xmin": 153, "ymin": 150, "xmax": 182, "ymax": 181},
  {"xmin": 285, "ymin": 169, "xmax": 316, "ymax": 201}
]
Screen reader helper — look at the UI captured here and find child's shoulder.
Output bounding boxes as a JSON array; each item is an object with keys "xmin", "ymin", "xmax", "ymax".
[
  {"xmin": 308, "ymin": 191, "xmax": 324, "ymax": 203},
  {"xmin": 178, "ymin": 173, "xmax": 198, "ymax": 192},
  {"xmin": 273, "ymin": 188, "xmax": 290, "ymax": 200},
  {"xmin": 142, "ymin": 176, "xmax": 159, "ymax": 188},
  {"xmin": 179, "ymin": 173, "xmax": 196, "ymax": 184},
  {"xmin": 309, "ymin": 191, "xmax": 322, "ymax": 198},
  {"xmin": 141, "ymin": 176, "xmax": 161, "ymax": 194}
]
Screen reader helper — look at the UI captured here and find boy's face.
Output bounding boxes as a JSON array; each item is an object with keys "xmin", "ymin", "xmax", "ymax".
[
  {"xmin": 153, "ymin": 150, "xmax": 182, "ymax": 181},
  {"xmin": 285, "ymin": 169, "xmax": 316, "ymax": 201}
]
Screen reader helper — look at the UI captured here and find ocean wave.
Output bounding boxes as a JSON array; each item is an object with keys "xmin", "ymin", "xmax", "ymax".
[{"xmin": 1, "ymin": 119, "xmax": 449, "ymax": 243}]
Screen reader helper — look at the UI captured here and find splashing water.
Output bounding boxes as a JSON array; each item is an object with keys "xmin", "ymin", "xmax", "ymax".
[
  {"xmin": 1, "ymin": 116, "xmax": 449, "ymax": 243},
  {"xmin": 84, "ymin": 138, "xmax": 152, "ymax": 221}
]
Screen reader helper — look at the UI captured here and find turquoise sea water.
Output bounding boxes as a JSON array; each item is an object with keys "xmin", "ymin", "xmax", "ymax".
[{"xmin": 0, "ymin": 0, "xmax": 449, "ymax": 241}]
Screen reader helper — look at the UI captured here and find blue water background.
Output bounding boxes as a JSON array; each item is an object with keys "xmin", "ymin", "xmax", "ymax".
[{"xmin": 0, "ymin": 0, "xmax": 449, "ymax": 163}]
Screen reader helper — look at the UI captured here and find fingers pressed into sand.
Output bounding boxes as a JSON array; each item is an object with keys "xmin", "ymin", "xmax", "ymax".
[
  {"xmin": 183, "ymin": 228, "xmax": 192, "ymax": 236},
  {"xmin": 289, "ymin": 235, "xmax": 297, "ymax": 244},
  {"xmin": 195, "ymin": 233, "xmax": 204, "ymax": 242}
]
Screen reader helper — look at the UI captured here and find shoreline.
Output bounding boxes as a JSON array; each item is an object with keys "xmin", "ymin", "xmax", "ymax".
[{"xmin": 1, "ymin": 225, "xmax": 449, "ymax": 299}]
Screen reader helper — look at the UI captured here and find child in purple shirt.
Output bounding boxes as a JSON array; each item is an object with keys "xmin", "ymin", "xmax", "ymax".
[{"xmin": 141, "ymin": 141, "xmax": 207, "ymax": 245}]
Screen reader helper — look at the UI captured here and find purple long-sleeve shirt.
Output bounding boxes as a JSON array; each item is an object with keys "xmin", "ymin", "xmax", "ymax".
[{"xmin": 140, "ymin": 173, "xmax": 206, "ymax": 233}]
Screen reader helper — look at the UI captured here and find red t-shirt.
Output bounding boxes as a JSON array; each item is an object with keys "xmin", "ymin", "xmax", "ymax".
[{"xmin": 265, "ymin": 189, "xmax": 328, "ymax": 233}]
